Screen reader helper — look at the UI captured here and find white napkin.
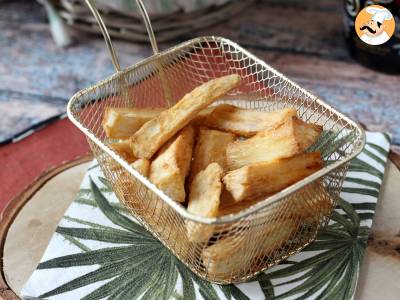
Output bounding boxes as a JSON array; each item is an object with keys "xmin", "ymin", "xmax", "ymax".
[{"xmin": 21, "ymin": 132, "xmax": 391, "ymax": 300}]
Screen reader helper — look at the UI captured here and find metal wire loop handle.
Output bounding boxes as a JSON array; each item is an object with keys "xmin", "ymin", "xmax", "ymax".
[
  {"xmin": 84, "ymin": 0, "xmax": 120, "ymax": 72},
  {"xmin": 136, "ymin": 0, "xmax": 159, "ymax": 54},
  {"xmin": 84, "ymin": 0, "xmax": 160, "ymax": 72}
]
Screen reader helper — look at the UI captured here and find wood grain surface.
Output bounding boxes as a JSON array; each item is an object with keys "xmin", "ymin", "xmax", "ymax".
[
  {"xmin": 0, "ymin": 0, "xmax": 399, "ymax": 147},
  {"xmin": 0, "ymin": 155, "xmax": 92, "ymax": 300}
]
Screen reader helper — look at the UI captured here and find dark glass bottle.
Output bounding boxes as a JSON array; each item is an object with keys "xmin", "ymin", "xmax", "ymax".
[{"xmin": 343, "ymin": 0, "xmax": 400, "ymax": 74}]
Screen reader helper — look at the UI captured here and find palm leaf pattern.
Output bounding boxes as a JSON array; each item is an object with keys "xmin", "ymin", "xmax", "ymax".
[
  {"xmin": 35, "ymin": 178, "xmax": 247, "ymax": 300},
  {"xmin": 24, "ymin": 133, "xmax": 390, "ymax": 300}
]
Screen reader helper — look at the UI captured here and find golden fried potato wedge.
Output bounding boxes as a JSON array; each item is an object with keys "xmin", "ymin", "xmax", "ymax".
[
  {"xmin": 189, "ymin": 128, "xmax": 235, "ymax": 183},
  {"xmin": 204, "ymin": 104, "xmax": 297, "ymax": 137},
  {"xmin": 103, "ymin": 107, "xmax": 164, "ymax": 139},
  {"xmin": 109, "ymin": 140, "xmax": 136, "ymax": 163},
  {"xmin": 130, "ymin": 158, "xmax": 150, "ymax": 177},
  {"xmin": 226, "ymin": 116, "xmax": 322, "ymax": 170},
  {"xmin": 149, "ymin": 126, "xmax": 195, "ymax": 202},
  {"xmin": 130, "ymin": 74, "xmax": 241, "ymax": 159},
  {"xmin": 186, "ymin": 163, "xmax": 223, "ymax": 243},
  {"xmin": 202, "ymin": 218, "xmax": 297, "ymax": 277},
  {"xmin": 223, "ymin": 152, "xmax": 323, "ymax": 202}
]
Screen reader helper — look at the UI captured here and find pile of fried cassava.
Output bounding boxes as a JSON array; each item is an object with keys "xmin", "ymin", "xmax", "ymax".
[{"xmin": 102, "ymin": 75, "xmax": 326, "ymax": 258}]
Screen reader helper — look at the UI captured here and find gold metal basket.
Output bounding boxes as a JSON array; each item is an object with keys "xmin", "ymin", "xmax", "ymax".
[{"xmin": 67, "ymin": 0, "xmax": 365, "ymax": 284}]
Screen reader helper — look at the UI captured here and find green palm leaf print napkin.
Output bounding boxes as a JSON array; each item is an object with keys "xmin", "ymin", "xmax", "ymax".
[{"xmin": 21, "ymin": 132, "xmax": 391, "ymax": 300}]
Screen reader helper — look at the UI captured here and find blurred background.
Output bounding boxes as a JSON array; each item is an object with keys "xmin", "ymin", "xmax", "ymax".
[{"xmin": 0, "ymin": 0, "xmax": 399, "ymax": 147}]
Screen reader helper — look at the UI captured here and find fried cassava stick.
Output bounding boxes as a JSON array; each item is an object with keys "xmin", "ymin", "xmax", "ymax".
[
  {"xmin": 186, "ymin": 163, "xmax": 223, "ymax": 243},
  {"xmin": 103, "ymin": 107, "xmax": 164, "ymax": 139},
  {"xmin": 130, "ymin": 74, "xmax": 241, "ymax": 159},
  {"xmin": 131, "ymin": 159, "xmax": 150, "ymax": 177},
  {"xmin": 223, "ymin": 152, "xmax": 323, "ymax": 202},
  {"xmin": 204, "ymin": 104, "xmax": 297, "ymax": 137},
  {"xmin": 149, "ymin": 126, "xmax": 194, "ymax": 202},
  {"xmin": 103, "ymin": 106, "xmax": 215, "ymax": 139},
  {"xmin": 189, "ymin": 128, "xmax": 235, "ymax": 183},
  {"xmin": 109, "ymin": 140, "xmax": 136, "ymax": 163},
  {"xmin": 202, "ymin": 218, "xmax": 297, "ymax": 277},
  {"xmin": 226, "ymin": 116, "xmax": 322, "ymax": 170}
]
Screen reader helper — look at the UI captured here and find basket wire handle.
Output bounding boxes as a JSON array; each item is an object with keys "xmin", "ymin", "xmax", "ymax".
[
  {"xmin": 135, "ymin": 0, "xmax": 173, "ymax": 106},
  {"xmin": 84, "ymin": 0, "xmax": 121, "ymax": 72},
  {"xmin": 136, "ymin": 0, "xmax": 159, "ymax": 54},
  {"xmin": 84, "ymin": 0, "xmax": 172, "ymax": 106},
  {"xmin": 84, "ymin": 0, "xmax": 160, "ymax": 70}
]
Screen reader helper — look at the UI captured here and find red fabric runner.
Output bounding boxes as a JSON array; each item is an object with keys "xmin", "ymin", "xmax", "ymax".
[{"xmin": 0, "ymin": 118, "xmax": 90, "ymax": 212}]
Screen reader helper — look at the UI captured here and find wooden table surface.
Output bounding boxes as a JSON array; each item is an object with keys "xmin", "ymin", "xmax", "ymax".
[{"xmin": 0, "ymin": 0, "xmax": 399, "ymax": 150}]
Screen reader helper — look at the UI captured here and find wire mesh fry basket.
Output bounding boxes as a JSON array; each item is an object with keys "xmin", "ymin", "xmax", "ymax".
[{"xmin": 67, "ymin": 0, "xmax": 366, "ymax": 284}]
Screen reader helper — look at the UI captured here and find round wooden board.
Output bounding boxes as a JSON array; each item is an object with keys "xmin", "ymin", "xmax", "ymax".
[
  {"xmin": 0, "ymin": 155, "xmax": 399, "ymax": 299},
  {"xmin": 0, "ymin": 155, "xmax": 92, "ymax": 299}
]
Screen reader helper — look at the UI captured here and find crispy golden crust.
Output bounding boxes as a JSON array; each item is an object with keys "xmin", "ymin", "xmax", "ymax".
[
  {"xmin": 130, "ymin": 158, "xmax": 150, "ymax": 177},
  {"xmin": 130, "ymin": 74, "xmax": 241, "ymax": 159},
  {"xmin": 226, "ymin": 116, "xmax": 322, "ymax": 170},
  {"xmin": 149, "ymin": 126, "xmax": 195, "ymax": 202},
  {"xmin": 108, "ymin": 140, "xmax": 137, "ymax": 163},
  {"xmin": 190, "ymin": 107, "xmax": 216, "ymax": 127},
  {"xmin": 202, "ymin": 218, "xmax": 297, "ymax": 277},
  {"xmin": 186, "ymin": 163, "xmax": 223, "ymax": 243},
  {"xmin": 223, "ymin": 152, "xmax": 323, "ymax": 202},
  {"xmin": 189, "ymin": 128, "xmax": 235, "ymax": 183},
  {"xmin": 204, "ymin": 104, "xmax": 298, "ymax": 137},
  {"xmin": 292, "ymin": 118, "xmax": 323, "ymax": 150},
  {"xmin": 103, "ymin": 107, "xmax": 164, "ymax": 139}
]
